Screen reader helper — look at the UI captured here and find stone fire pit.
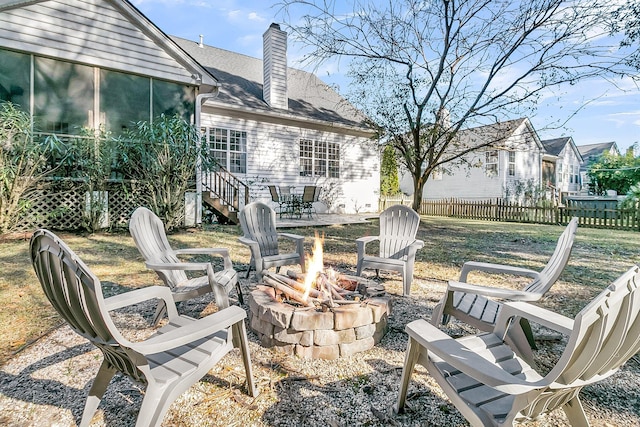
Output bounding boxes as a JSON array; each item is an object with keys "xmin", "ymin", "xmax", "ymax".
[{"xmin": 248, "ymin": 275, "xmax": 391, "ymax": 360}]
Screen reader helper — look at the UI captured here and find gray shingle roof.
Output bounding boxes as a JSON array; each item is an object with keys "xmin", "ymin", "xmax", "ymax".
[
  {"xmin": 541, "ymin": 137, "xmax": 572, "ymax": 156},
  {"xmin": 577, "ymin": 142, "xmax": 617, "ymax": 159},
  {"xmin": 172, "ymin": 36, "xmax": 370, "ymax": 131},
  {"xmin": 457, "ymin": 118, "xmax": 531, "ymax": 145}
]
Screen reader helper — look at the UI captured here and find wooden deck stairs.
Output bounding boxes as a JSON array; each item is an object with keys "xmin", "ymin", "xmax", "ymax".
[{"xmin": 202, "ymin": 166, "xmax": 249, "ymax": 225}]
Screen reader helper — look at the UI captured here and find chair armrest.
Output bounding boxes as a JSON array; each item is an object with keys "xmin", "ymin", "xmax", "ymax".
[
  {"xmin": 411, "ymin": 239, "xmax": 425, "ymax": 249},
  {"xmin": 175, "ymin": 248, "xmax": 233, "ymax": 269},
  {"xmin": 132, "ymin": 305, "xmax": 248, "ymax": 354},
  {"xmin": 407, "ymin": 239, "xmax": 425, "ymax": 256},
  {"xmin": 406, "ymin": 319, "xmax": 544, "ymax": 394},
  {"xmin": 279, "ymin": 232, "xmax": 304, "ymax": 243},
  {"xmin": 495, "ymin": 301, "xmax": 574, "ymax": 336},
  {"xmin": 145, "ymin": 261, "xmax": 211, "ymax": 272},
  {"xmin": 459, "ymin": 261, "xmax": 540, "ymax": 282},
  {"xmin": 238, "ymin": 236, "xmax": 261, "ymax": 255},
  {"xmin": 356, "ymin": 236, "xmax": 379, "ymax": 244},
  {"xmin": 279, "ymin": 233, "xmax": 305, "ymax": 257},
  {"xmin": 104, "ymin": 286, "xmax": 179, "ymax": 318},
  {"xmin": 446, "ymin": 280, "xmax": 541, "ymax": 301},
  {"xmin": 356, "ymin": 236, "xmax": 380, "ymax": 257}
]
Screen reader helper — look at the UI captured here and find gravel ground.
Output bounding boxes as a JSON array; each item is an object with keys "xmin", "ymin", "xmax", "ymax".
[{"xmin": 1, "ymin": 274, "xmax": 639, "ymax": 426}]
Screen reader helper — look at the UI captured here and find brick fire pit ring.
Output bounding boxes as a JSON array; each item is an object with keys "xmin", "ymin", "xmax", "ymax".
[{"xmin": 248, "ymin": 278, "xmax": 391, "ymax": 360}]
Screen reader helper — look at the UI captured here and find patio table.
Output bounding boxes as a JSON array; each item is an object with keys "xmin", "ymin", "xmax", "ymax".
[{"xmin": 281, "ymin": 191, "xmax": 302, "ymax": 218}]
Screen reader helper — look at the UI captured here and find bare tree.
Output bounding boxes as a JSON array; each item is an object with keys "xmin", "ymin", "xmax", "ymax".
[{"xmin": 279, "ymin": 0, "xmax": 638, "ymax": 210}]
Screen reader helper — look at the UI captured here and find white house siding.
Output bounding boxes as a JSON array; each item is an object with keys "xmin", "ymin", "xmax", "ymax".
[
  {"xmin": 200, "ymin": 110, "xmax": 379, "ymax": 214},
  {"xmin": 556, "ymin": 145, "xmax": 581, "ymax": 193},
  {"xmin": 263, "ymin": 24, "xmax": 288, "ymax": 110},
  {"xmin": 400, "ymin": 130, "xmax": 542, "ymax": 200},
  {"xmin": 0, "ymin": 0, "xmax": 195, "ymax": 84},
  {"xmin": 419, "ymin": 151, "xmax": 504, "ymax": 200}
]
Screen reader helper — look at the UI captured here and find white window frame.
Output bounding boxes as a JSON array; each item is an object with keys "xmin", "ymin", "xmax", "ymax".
[
  {"xmin": 203, "ymin": 127, "xmax": 247, "ymax": 174},
  {"xmin": 508, "ymin": 151, "xmax": 516, "ymax": 177},
  {"xmin": 485, "ymin": 150, "xmax": 498, "ymax": 177},
  {"xmin": 557, "ymin": 163, "xmax": 563, "ymax": 183},
  {"xmin": 300, "ymin": 138, "xmax": 340, "ymax": 178}
]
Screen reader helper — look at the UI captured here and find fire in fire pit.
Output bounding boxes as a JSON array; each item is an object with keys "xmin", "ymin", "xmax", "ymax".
[{"xmin": 248, "ymin": 233, "xmax": 391, "ymax": 360}]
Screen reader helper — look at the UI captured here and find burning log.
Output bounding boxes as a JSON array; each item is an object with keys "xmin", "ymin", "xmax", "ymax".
[
  {"xmin": 267, "ymin": 272, "xmax": 321, "ymax": 298},
  {"xmin": 337, "ymin": 275, "xmax": 359, "ymax": 291},
  {"xmin": 262, "ymin": 275, "xmax": 315, "ymax": 307},
  {"xmin": 286, "ymin": 270, "xmax": 304, "ymax": 281}
]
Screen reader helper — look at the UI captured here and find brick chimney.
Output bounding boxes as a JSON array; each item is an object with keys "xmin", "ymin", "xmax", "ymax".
[{"xmin": 263, "ymin": 23, "xmax": 288, "ymax": 110}]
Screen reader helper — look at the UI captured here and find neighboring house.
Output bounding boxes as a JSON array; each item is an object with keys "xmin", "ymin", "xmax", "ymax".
[
  {"xmin": 400, "ymin": 118, "xmax": 545, "ymax": 201},
  {"xmin": 577, "ymin": 142, "xmax": 620, "ymax": 193},
  {"xmin": 0, "ymin": 0, "xmax": 379, "ymax": 223},
  {"xmin": 541, "ymin": 137, "xmax": 583, "ymax": 200},
  {"xmin": 174, "ymin": 25, "xmax": 379, "ymax": 217}
]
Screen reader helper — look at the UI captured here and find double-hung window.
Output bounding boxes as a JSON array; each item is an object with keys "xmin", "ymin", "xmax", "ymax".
[
  {"xmin": 203, "ymin": 127, "xmax": 247, "ymax": 173},
  {"xmin": 485, "ymin": 150, "xmax": 498, "ymax": 177},
  {"xmin": 557, "ymin": 163, "xmax": 563, "ymax": 183},
  {"xmin": 300, "ymin": 139, "xmax": 340, "ymax": 177},
  {"xmin": 508, "ymin": 151, "xmax": 516, "ymax": 177}
]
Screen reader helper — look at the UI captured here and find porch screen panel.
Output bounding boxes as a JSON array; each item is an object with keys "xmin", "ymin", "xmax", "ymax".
[
  {"xmin": 100, "ymin": 70, "xmax": 150, "ymax": 135},
  {"xmin": 34, "ymin": 57, "xmax": 94, "ymax": 135},
  {"xmin": 152, "ymin": 79, "xmax": 194, "ymax": 122},
  {"xmin": 0, "ymin": 48, "xmax": 30, "ymax": 111}
]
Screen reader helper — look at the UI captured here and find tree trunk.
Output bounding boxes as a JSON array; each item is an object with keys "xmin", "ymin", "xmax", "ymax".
[{"xmin": 412, "ymin": 176, "xmax": 426, "ymax": 212}]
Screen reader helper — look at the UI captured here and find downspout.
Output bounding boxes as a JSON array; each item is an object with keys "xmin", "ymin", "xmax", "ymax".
[{"xmin": 195, "ymin": 89, "xmax": 219, "ymax": 224}]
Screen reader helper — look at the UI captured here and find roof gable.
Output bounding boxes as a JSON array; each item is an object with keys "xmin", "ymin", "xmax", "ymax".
[
  {"xmin": 578, "ymin": 142, "xmax": 619, "ymax": 160},
  {"xmin": 0, "ymin": 0, "xmax": 217, "ymax": 89},
  {"xmin": 542, "ymin": 136, "xmax": 583, "ymax": 162},
  {"xmin": 457, "ymin": 118, "xmax": 542, "ymax": 150}
]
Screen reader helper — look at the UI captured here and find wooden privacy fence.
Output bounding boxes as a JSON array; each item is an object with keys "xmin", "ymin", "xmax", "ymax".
[{"xmin": 379, "ymin": 197, "xmax": 640, "ymax": 231}]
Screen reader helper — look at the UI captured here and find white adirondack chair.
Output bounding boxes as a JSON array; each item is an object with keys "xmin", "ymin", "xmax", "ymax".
[
  {"xmin": 356, "ymin": 204, "xmax": 424, "ymax": 296},
  {"xmin": 238, "ymin": 201, "xmax": 305, "ymax": 280},
  {"xmin": 129, "ymin": 207, "xmax": 242, "ymax": 324},
  {"xmin": 30, "ymin": 229, "xmax": 257, "ymax": 427},
  {"xmin": 431, "ymin": 217, "xmax": 578, "ymax": 362},
  {"xmin": 396, "ymin": 265, "xmax": 640, "ymax": 426}
]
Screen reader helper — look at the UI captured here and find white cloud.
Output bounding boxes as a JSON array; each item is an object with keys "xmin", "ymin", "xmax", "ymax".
[
  {"xmin": 227, "ymin": 9, "xmax": 241, "ymax": 19},
  {"xmin": 248, "ymin": 12, "xmax": 265, "ymax": 22},
  {"xmin": 606, "ymin": 110, "xmax": 640, "ymax": 127}
]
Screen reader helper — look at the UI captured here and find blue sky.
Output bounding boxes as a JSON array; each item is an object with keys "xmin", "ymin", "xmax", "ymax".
[{"xmin": 132, "ymin": 0, "xmax": 640, "ymax": 153}]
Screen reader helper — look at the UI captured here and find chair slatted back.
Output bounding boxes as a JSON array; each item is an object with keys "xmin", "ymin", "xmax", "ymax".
[
  {"xmin": 129, "ymin": 207, "xmax": 188, "ymax": 289},
  {"xmin": 302, "ymin": 186, "xmax": 316, "ymax": 203},
  {"xmin": 378, "ymin": 205, "xmax": 421, "ymax": 259},
  {"xmin": 514, "ymin": 266, "xmax": 640, "ymax": 422},
  {"xmin": 30, "ymin": 229, "xmax": 145, "ymax": 382},
  {"xmin": 558, "ymin": 266, "xmax": 640, "ymax": 384},
  {"xmin": 268, "ymin": 185, "xmax": 280, "ymax": 202},
  {"xmin": 279, "ymin": 186, "xmax": 291, "ymax": 196},
  {"xmin": 239, "ymin": 202, "xmax": 280, "ymax": 256},
  {"xmin": 523, "ymin": 217, "xmax": 578, "ymax": 296}
]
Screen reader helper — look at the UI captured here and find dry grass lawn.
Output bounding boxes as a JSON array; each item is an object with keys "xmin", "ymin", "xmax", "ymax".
[
  {"xmin": 1, "ymin": 215, "xmax": 638, "ymax": 367},
  {"xmin": 1, "ymin": 215, "xmax": 640, "ymax": 426}
]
